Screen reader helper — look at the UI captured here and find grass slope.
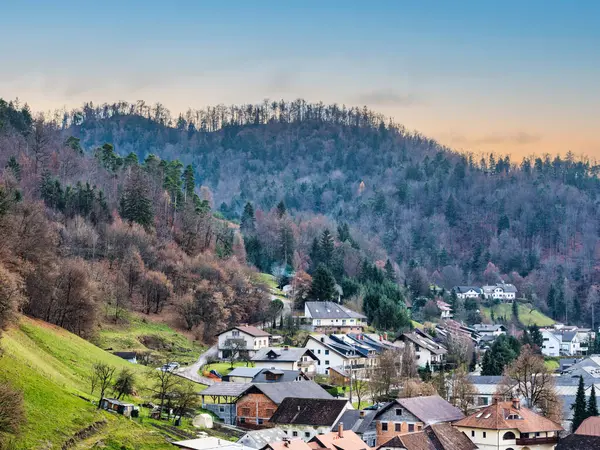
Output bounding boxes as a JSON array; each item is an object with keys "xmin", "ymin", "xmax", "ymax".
[
  {"xmin": 0, "ymin": 317, "xmax": 172, "ymax": 449},
  {"xmin": 481, "ymin": 303, "xmax": 555, "ymax": 327},
  {"xmin": 95, "ymin": 313, "xmax": 205, "ymax": 365}
]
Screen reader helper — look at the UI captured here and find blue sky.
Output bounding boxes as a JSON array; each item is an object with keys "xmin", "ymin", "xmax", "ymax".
[{"xmin": 2, "ymin": 0, "xmax": 599, "ymax": 157}]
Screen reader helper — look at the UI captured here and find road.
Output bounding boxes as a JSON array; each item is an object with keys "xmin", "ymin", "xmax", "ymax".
[{"xmin": 175, "ymin": 344, "xmax": 218, "ymax": 385}]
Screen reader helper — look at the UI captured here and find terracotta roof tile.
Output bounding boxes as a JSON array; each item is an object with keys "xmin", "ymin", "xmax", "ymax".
[{"xmin": 575, "ymin": 416, "xmax": 600, "ymax": 436}]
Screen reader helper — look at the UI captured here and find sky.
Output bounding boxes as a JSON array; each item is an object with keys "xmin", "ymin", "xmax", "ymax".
[{"xmin": 1, "ymin": 0, "xmax": 599, "ymax": 159}]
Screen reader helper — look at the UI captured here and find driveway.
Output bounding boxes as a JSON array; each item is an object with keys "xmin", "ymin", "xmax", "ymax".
[{"xmin": 175, "ymin": 344, "xmax": 218, "ymax": 386}]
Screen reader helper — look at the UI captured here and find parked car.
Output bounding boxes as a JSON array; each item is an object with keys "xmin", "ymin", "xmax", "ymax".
[{"xmin": 159, "ymin": 362, "xmax": 180, "ymax": 372}]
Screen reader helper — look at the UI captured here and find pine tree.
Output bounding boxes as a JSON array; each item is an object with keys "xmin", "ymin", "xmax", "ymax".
[
  {"xmin": 276, "ymin": 200, "xmax": 286, "ymax": 218},
  {"xmin": 182, "ymin": 164, "xmax": 195, "ymax": 200},
  {"xmin": 512, "ymin": 299, "xmax": 519, "ymax": 321},
  {"xmin": 572, "ymin": 376, "xmax": 588, "ymax": 432},
  {"xmin": 481, "ymin": 350, "xmax": 493, "ymax": 376},
  {"xmin": 588, "ymin": 384, "xmax": 599, "ymax": 418},
  {"xmin": 319, "ymin": 229, "xmax": 334, "ymax": 267},
  {"xmin": 6, "ymin": 156, "xmax": 21, "ymax": 181},
  {"xmin": 240, "ymin": 202, "xmax": 256, "ymax": 233},
  {"xmin": 310, "ymin": 265, "xmax": 336, "ymax": 301},
  {"xmin": 547, "ymin": 285, "xmax": 557, "ymax": 319},
  {"xmin": 445, "ymin": 194, "xmax": 459, "ymax": 227},
  {"xmin": 119, "ymin": 168, "xmax": 153, "ymax": 228},
  {"xmin": 529, "ymin": 325, "xmax": 544, "ymax": 349}
]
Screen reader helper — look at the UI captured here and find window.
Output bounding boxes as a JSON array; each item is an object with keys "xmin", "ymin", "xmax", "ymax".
[
  {"xmin": 293, "ymin": 431, "xmax": 298, "ymax": 437},
  {"xmin": 232, "ymin": 330, "xmax": 240, "ymax": 337},
  {"xmin": 483, "ymin": 432, "xmax": 487, "ymax": 438},
  {"xmin": 395, "ymin": 424, "xmax": 401, "ymax": 432},
  {"xmin": 325, "ymin": 350, "xmax": 329, "ymax": 355},
  {"xmin": 317, "ymin": 349, "xmax": 321, "ymax": 354},
  {"xmin": 417, "ymin": 425, "xmax": 422, "ymax": 431},
  {"xmin": 240, "ymin": 418, "xmax": 246, "ymax": 423},
  {"xmin": 395, "ymin": 408, "xmax": 403, "ymax": 416},
  {"xmin": 305, "ymin": 432, "xmax": 310, "ymax": 438},
  {"xmin": 471, "ymin": 431, "xmax": 475, "ymax": 437},
  {"xmin": 408, "ymin": 424, "xmax": 414, "ymax": 432},
  {"xmin": 502, "ymin": 432, "xmax": 516, "ymax": 440},
  {"xmin": 257, "ymin": 418, "xmax": 263, "ymax": 425},
  {"xmin": 219, "ymin": 406, "xmax": 225, "ymax": 412},
  {"xmin": 382, "ymin": 422, "xmax": 388, "ymax": 431},
  {"xmin": 325, "ymin": 360, "xmax": 329, "ymax": 365}
]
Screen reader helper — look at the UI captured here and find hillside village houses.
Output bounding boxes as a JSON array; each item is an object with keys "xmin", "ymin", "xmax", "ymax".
[
  {"xmin": 436, "ymin": 299, "xmax": 453, "ymax": 319},
  {"xmin": 303, "ymin": 301, "xmax": 367, "ymax": 333},
  {"xmin": 540, "ymin": 324, "xmax": 595, "ymax": 357},
  {"xmin": 453, "ymin": 283, "xmax": 518, "ymax": 301},
  {"xmin": 454, "ymin": 286, "xmax": 483, "ymax": 299},
  {"xmin": 217, "ymin": 325, "xmax": 271, "ymax": 359},
  {"xmin": 395, "ymin": 329, "xmax": 447, "ymax": 368},
  {"xmin": 251, "ymin": 347, "xmax": 319, "ymax": 376}
]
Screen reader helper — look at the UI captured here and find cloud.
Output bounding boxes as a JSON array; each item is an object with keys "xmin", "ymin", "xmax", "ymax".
[
  {"xmin": 446, "ymin": 131, "xmax": 542, "ymax": 147},
  {"xmin": 355, "ymin": 89, "xmax": 420, "ymax": 107}
]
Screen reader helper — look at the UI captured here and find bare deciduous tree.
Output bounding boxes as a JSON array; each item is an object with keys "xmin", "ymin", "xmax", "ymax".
[{"xmin": 91, "ymin": 362, "xmax": 116, "ymax": 409}]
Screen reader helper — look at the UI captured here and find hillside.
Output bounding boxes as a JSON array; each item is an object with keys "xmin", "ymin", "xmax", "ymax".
[
  {"xmin": 67, "ymin": 100, "xmax": 600, "ymax": 327},
  {"xmin": 480, "ymin": 303, "xmax": 555, "ymax": 328},
  {"xmin": 0, "ymin": 317, "xmax": 177, "ymax": 449}
]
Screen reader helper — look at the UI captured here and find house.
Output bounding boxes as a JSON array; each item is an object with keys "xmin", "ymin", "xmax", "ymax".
[
  {"xmin": 217, "ymin": 325, "xmax": 271, "ymax": 359},
  {"xmin": 304, "ymin": 301, "xmax": 367, "ymax": 333},
  {"xmin": 235, "ymin": 381, "xmax": 333, "ymax": 427},
  {"xmin": 303, "ymin": 334, "xmax": 362, "ymax": 375},
  {"xmin": 112, "ymin": 351, "xmax": 137, "ymax": 364},
  {"xmin": 454, "ymin": 286, "xmax": 483, "ymax": 299},
  {"xmin": 252, "ymin": 347, "xmax": 319, "ymax": 376},
  {"xmin": 333, "ymin": 409, "xmax": 377, "ymax": 447},
  {"xmin": 100, "ymin": 398, "xmax": 136, "ymax": 417},
  {"xmin": 172, "ymin": 437, "xmax": 244, "ymax": 450},
  {"xmin": 370, "ymin": 395, "xmax": 465, "ymax": 445},
  {"xmin": 225, "ymin": 367, "xmax": 263, "ymax": 383},
  {"xmin": 482, "ymin": 283, "xmax": 517, "ymax": 301},
  {"xmin": 436, "ymin": 300, "xmax": 453, "ymax": 319},
  {"xmin": 454, "ymin": 398, "xmax": 563, "ymax": 450},
  {"xmin": 468, "ymin": 376, "xmax": 506, "ymax": 408},
  {"xmin": 541, "ymin": 330, "xmax": 562, "ymax": 357},
  {"xmin": 377, "ymin": 423, "xmax": 477, "ymax": 450},
  {"xmin": 560, "ymin": 331, "xmax": 581, "ymax": 355},
  {"xmin": 269, "ymin": 397, "xmax": 350, "ymax": 440},
  {"xmin": 261, "ymin": 428, "xmax": 369, "ymax": 450},
  {"xmin": 472, "ymin": 324, "xmax": 506, "ymax": 339},
  {"xmin": 396, "ymin": 330, "xmax": 447, "ymax": 368},
  {"xmin": 201, "ymin": 382, "xmax": 253, "ymax": 424},
  {"xmin": 237, "ymin": 428, "xmax": 288, "ymax": 449}
]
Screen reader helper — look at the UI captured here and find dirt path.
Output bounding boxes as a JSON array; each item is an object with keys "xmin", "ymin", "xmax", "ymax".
[{"xmin": 174, "ymin": 344, "xmax": 218, "ymax": 385}]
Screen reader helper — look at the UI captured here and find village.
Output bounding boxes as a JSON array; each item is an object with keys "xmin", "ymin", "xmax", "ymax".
[{"xmin": 98, "ymin": 281, "xmax": 600, "ymax": 450}]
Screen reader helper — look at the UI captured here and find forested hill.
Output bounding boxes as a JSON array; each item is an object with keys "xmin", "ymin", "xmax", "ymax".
[{"xmin": 64, "ymin": 100, "xmax": 600, "ymax": 326}]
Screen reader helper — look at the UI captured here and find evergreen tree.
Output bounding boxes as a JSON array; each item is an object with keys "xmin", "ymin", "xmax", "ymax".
[
  {"xmin": 420, "ymin": 361, "xmax": 432, "ymax": 382},
  {"xmin": 65, "ymin": 136, "xmax": 84, "ymax": 154},
  {"xmin": 119, "ymin": 168, "xmax": 153, "ymax": 228},
  {"xmin": 319, "ymin": 229, "xmax": 334, "ymax": 267},
  {"xmin": 6, "ymin": 156, "xmax": 21, "ymax": 181},
  {"xmin": 182, "ymin": 164, "xmax": 195, "ymax": 200},
  {"xmin": 588, "ymin": 384, "xmax": 598, "ymax": 418},
  {"xmin": 481, "ymin": 350, "xmax": 493, "ymax": 376},
  {"xmin": 310, "ymin": 264, "xmax": 336, "ymax": 301},
  {"xmin": 445, "ymin": 194, "xmax": 459, "ymax": 227},
  {"xmin": 512, "ymin": 299, "xmax": 519, "ymax": 321},
  {"xmin": 529, "ymin": 325, "xmax": 544, "ymax": 349},
  {"xmin": 240, "ymin": 202, "xmax": 256, "ymax": 233},
  {"xmin": 572, "ymin": 376, "xmax": 588, "ymax": 432},
  {"xmin": 497, "ymin": 214, "xmax": 510, "ymax": 234},
  {"xmin": 547, "ymin": 285, "xmax": 557, "ymax": 319},
  {"xmin": 276, "ymin": 200, "xmax": 286, "ymax": 218},
  {"xmin": 337, "ymin": 222, "xmax": 351, "ymax": 243}
]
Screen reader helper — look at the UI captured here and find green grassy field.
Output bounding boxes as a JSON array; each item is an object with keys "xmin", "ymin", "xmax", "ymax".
[
  {"xmin": 481, "ymin": 303, "xmax": 555, "ymax": 327},
  {"xmin": 411, "ymin": 320, "xmax": 424, "ymax": 329},
  {"xmin": 0, "ymin": 317, "xmax": 186, "ymax": 449},
  {"xmin": 202, "ymin": 361, "xmax": 252, "ymax": 376},
  {"xmin": 94, "ymin": 313, "xmax": 205, "ymax": 365}
]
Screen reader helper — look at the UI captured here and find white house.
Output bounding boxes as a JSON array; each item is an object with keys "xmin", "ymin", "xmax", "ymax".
[
  {"xmin": 482, "ymin": 283, "xmax": 517, "ymax": 301},
  {"xmin": 472, "ymin": 324, "xmax": 506, "ymax": 338},
  {"xmin": 395, "ymin": 330, "xmax": 447, "ymax": 368},
  {"xmin": 217, "ymin": 325, "xmax": 271, "ymax": 359},
  {"xmin": 541, "ymin": 330, "xmax": 562, "ymax": 357},
  {"xmin": 303, "ymin": 334, "xmax": 360, "ymax": 375},
  {"xmin": 304, "ymin": 302, "xmax": 367, "ymax": 333},
  {"xmin": 251, "ymin": 347, "xmax": 319, "ymax": 376},
  {"xmin": 454, "ymin": 398, "xmax": 563, "ymax": 450},
  {"xmin": 453, "ymin": 286, "xmax": 483, "ymax": 299}
]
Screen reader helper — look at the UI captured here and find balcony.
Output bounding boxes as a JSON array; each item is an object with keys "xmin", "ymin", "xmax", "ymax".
[{"xmin": 516, "ymin": 436, "xmax": 558, "ymax": 445}]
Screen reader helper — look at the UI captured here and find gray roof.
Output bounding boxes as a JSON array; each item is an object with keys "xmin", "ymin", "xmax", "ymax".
[
  {"xmin": 251, "ymin": 368, "xmax": 306, "ymax": 383},
  {"xmin": 454, "ymin": 286, "xmax": 482, "ymax": 293},
  {"xmin": 473, "ymin": 324, "xmax": 506, "ymax": 332},
  {"xmin": 332, "ymin": 410, "xmax": 377, "ymax": 434},
  {"xmin": 304, "ymin": 301, "xmax": 366, "ymax": 320},
  {"xmin": 378, "ymin": 396, "xmax": 464, "ymax": 425},
  {"xmin": 269, "ymin": 398, "xmax": 348, "ymax": 426},
  {"xmin": 201, "ymin": 382, "xmax": 252, "ymax": 398},
  {"xmin": 227, "ymin": 367, "xmax": 263, "ymax": 378},
  {"xmin": 400, "ymin": 332, "xmax": 447, "ymax": 356},
  {"xmin": 468, "ymin": 375, "xmax": 504, "ymax": 385},
  {"xmin": 254, "ymin": 380, "xmax": 332, "ymax": 404},
  {"xmin": 237, "ymin": 428, "xmax": 287, "ymax": 448},
  {"xmin": 561, "ymin": 331, "xmax": 578, "ymax": 343},
  {"xmin": 252, "ymin": 347, "xmax": 317, "ymax": 363}
]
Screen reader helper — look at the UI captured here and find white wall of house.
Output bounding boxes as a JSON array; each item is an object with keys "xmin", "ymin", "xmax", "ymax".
[
  {"xmin": 455, "ymin": 426, "xmax": 558, "ymax": 450},
  {"xmin": 304, "ymin": 337, "xmax": 350, "ymax": 374},
  {"xmin": 541, "ymin": 331, "xmax": 561, "ymax": 357},
  {"xmin": 457, "ymin": 290, "xmax": 481, "ymax": 299},
  {"xmin": 217, "ymin": 329, "xmax": 270, "ymax": 358},
  {"xmin": 254, "ymin": 356, "xmax": 317, "ymax": 375},
  {"xmin": 279, "ymin": 425, "xmax": 334, "ymax": 441}
]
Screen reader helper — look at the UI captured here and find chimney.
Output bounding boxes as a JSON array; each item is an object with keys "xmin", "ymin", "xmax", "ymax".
[
  {"xmin": 359, "ymin": 410, "xmax": 366, "ymax": 418},
  {"xmin": 284, "ymin": 345, "xmax": 289, "ymax": 351},
  {"xmin": 384, "ymin": 332, "xmax": 388, "ymax": 341},
  {"xmin": 338, "ymin": 422, "xmax": 344, "ymax": 438},
  {"xmin": 493, "ymin": 396, "xmax": 499, "ymax": 404},
  {"xmin": 283, "ymin": 437, "xmax": 290, "ymax": 447},
  {"xmin": 379, "ymin": 335, "xmax": 382, "ymax": 342},
  {"xmin": 512, "ymin": 398, "xmax": 520, "ymax": 410}
]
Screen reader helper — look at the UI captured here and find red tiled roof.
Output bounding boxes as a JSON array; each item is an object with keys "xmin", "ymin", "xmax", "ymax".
[
  {"xmin": 576, "ymin": 416, "xmax": 600, "ymax": 436},
  {"xmin": 454, "ymin": 400, "xmax": 563, "ymax": 433}
]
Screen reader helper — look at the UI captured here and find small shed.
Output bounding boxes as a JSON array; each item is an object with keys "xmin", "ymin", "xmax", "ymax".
[{"xmin": 101, "ymin": 398, "xmax": 136, "ymax": 417}]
